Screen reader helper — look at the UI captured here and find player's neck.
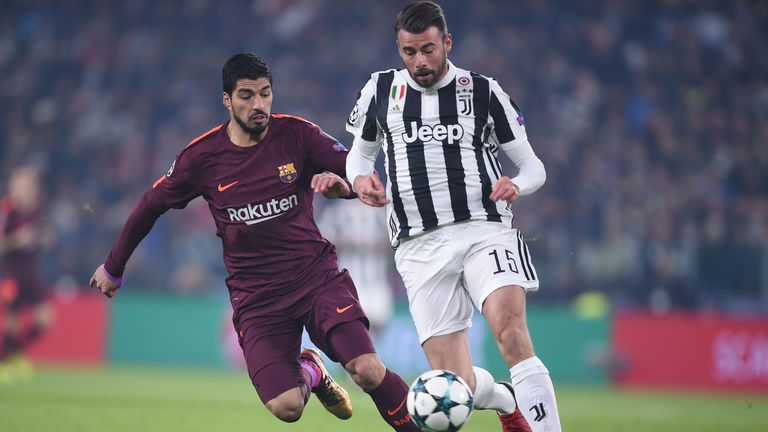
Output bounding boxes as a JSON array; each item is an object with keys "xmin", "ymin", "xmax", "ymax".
[
  {"xmin": 437, "ymin": 61, "xmax": 450, "ymax": 82},
  {"xmin": 226, "ymin": 122, "xmax": 267, "ymax": 147}
]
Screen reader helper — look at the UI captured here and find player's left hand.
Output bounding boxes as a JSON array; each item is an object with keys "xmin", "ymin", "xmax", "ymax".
[
  {"xmin": 89, "ymin": 264, "xmax": 120, "ymax": 299},
  {"xmin": 490, "ymin": 176, "xmax": 520, "ymax": 203},
  {"xmin": 311, "ymin": 171, "xmax": 351, "ymax": 199}
]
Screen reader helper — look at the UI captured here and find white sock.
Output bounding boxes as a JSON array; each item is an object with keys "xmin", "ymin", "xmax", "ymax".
[
  {"xmin": 471, "ymin": 366, "xmax": 517, "ymax": 414},
  {"xmin": 510, "ymin": 356, "xmax": 562, "ymax": 432}
]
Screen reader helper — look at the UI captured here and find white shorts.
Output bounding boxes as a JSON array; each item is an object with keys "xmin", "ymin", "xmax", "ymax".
[{"xmin": 395, "ymin": 221, "xmax": 539, "ymax": 344}]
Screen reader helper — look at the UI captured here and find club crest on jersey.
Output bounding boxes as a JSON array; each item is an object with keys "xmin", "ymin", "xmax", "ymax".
[
  {"xmin": 277, "ymin": 163, "xmax": 298, "ymax": 183},
  {"xmin": 390, "ymin": 84, "xmax": 406, "ymax": 101},
  {"xmin": 458, "ymin": 88, "xmax": 473, "ymax": 115}
]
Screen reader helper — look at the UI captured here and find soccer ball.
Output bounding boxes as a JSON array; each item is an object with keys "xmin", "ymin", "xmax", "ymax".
[{"xmin": 406, "ymin": 369, "xmax": 474, "ymax": 432}]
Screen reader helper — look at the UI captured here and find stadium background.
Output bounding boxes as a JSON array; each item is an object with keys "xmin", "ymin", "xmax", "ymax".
[{"xmin": 1, "ymin": 0, "xmax": 767, "ymax": 430}]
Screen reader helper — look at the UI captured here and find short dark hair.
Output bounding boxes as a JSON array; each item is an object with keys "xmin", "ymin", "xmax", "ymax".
[
  {"xmin": 394, "ymin": 1, "xmax": 448, "ymax": 38},
  {"xmin": 222, "ymin": 53, "xmax": 272, "ymax": 94}
]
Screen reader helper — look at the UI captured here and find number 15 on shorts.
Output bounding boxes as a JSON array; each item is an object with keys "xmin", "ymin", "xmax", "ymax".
[{"xmin": 488, "ymin": 249, "xmax": 519, "ymax": 275}]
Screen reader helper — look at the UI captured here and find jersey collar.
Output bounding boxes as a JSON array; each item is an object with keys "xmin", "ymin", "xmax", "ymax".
[{"xmin": 402, "ymin": 60, "xmax": 457, "ymax": 93}]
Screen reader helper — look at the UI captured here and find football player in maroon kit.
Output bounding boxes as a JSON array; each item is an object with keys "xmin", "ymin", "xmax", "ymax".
[
  {"xmin": 0, "ymin": 166, "xmax": 54, "ymax": 382},
  {"xmin": 90, "ymin": 53, "xmax": 419, "ymax": 431}
]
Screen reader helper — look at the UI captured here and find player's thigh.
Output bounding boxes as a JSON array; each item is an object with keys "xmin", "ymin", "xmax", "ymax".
[
  {"xmin": 463, "ymin": 227, "xmax": 539, "ymax": 312},
  {"xmin": 236, "ymin": 313, "xmax": 305, "ymax": 405},
  {"xmin": 306, "ymin": 269, "xmax": 375, "ymax": 365},
  {"xmin": 395, "ymin": 229, "xmax": 473, "ymax": 345}
]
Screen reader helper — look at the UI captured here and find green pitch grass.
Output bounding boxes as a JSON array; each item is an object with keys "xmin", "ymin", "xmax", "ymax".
[{"xmin": 0, "ymin": 367, "xmax": 766, "ymax": 432}]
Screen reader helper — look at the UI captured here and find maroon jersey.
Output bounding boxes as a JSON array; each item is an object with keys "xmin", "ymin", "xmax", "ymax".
[
  {"xmin": 0, "ymin": 197, "xmax": 47, "ymax": 301},
  {"xmin": 105, "ymin": 114, "xmax": 352, "ymax": 313}
]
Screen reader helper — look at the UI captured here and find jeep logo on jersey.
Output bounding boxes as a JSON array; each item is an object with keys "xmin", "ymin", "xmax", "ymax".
[
  {"xmin": 402, "ymin": 122, "xmax": 464, "ymax": 145},
  {"xmin": 226, "ymin": 194, "xmax": 298, "ymax": 225}
]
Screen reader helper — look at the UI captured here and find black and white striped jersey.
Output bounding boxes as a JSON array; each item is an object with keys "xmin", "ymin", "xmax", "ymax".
[{"xmin": 346, "ymin": 61, "xmax": 530, "ymax": 245}]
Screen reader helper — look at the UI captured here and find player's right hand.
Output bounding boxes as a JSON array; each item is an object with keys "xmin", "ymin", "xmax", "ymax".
[
  {"xmin": 89, "ymin": 264, "xmax": 120, "ymax": 299},
  {"xmin": 490, "ymin": 176, "xmax": 521, "ymax": 203},
  {"xmin": 353, "ymin": 172, "xmax": 390, "ymax": 207}
]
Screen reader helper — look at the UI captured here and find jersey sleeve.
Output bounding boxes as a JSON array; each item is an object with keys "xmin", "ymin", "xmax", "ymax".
[
  {"xmin": 104, "ymin": 191, "xmax": 169, "ymax": 277},
  {"xmin": 487, "ymin": 79, "xmax": 529, "ymax": 151},
  {"xmin": 486, "ymin": 79, "xmax": 546, "ymax": 195},
  {"xmin": 104, "ymin": 149, "xmax": 200, "ymax": 277},
  {"xmin": 303, "ymin": 122, "xmax": 350, "ymax": 177},
  {"xmin": 345, "ymin": 77, "xmax": 382, "ymax": 182},
  {"xmin": 149, "ymin": 149, "xmax": 201, "ymax": 209},
  {"xmin": 345, "ymin": 77, "xmax": 381, "ymax": 148}
]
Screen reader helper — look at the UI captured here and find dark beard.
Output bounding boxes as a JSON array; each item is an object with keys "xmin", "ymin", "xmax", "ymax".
[
  {"xmin": 412, "ymin": 55, "xmax": 448, "ymax": 88},
  {"xmin": 234, "ymin": 114, "xmax": 269, "ymax": 140}
]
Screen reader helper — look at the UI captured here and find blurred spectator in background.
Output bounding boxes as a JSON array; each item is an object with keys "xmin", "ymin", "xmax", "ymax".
[
  {"xmin": 0, "ymin": 0, "xmax": 766, "ymax": 313},
  {"xmin": 317, "ymin": 197, "xmax": 395, "ymax": 336},
  {"xmin": 0, "ymin": 166, "xmax": 55, "ymax": 382}
]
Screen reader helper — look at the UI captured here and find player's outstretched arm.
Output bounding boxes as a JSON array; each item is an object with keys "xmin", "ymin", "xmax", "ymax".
[
  {"xmin": 311, "ymin": 171, "xmax": 354, "ymax": 199},
  {"xmin": 91, "ymin": 191, "xmax": 170, "ymax": 298}
]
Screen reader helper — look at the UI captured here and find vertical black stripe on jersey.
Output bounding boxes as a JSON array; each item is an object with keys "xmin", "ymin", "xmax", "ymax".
[
  {"xmin": 484, "ymin": 148, "xmax": 501, "ymax": 179},
  {"xmin": 470, "ymin": 72, "xmax": 501, "ymax": 222},
  {"xmin": 361, "ymin": 89, "xmax": 379, "ymax": 141},
  {"xmin": 403, "ymin": 85, "xmax": 438, "ymax": 230},
  {"xmin": 437, "ymin": 80, "xmax": 470, "ymax": 223},
  {"xmin": 489, "ymin": 91, "xmax": 515, "ymax": 143},
  {"xmin": 376, "ymin": 71, "xmax": 410, "ymax": 238}
]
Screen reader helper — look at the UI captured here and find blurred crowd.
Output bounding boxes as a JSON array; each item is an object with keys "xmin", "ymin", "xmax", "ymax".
[{"xmin": 1, "ymin": 0, "xmax": 766, "ymax": 312}]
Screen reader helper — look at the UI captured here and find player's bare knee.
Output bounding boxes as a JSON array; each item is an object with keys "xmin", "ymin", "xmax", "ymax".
[
  {"xmin": 275, "ymin": 408, "xmax": 303, "ymax": 423},
  {"xmin": 265, "ymin": 399, "xmax": 304, "ymax": 423},
  {"xmin": 345, "ymin": 354, "xmax": 385, "ymax": 391}
]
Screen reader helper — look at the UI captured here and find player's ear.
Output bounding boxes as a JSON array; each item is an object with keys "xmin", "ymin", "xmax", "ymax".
[
  {"xmin": 444, "ymin": 33, "xmax": 452, "ymax": 54},
  {"xmin": 223, "ymin": 91, "xmax": 231, "ymax": 109}
]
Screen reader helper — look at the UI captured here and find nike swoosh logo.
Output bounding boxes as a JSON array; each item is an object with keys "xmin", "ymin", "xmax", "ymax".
[
  {"xmin": 387, "ymin": 396, "xmax": 407, "ymax": 416},
  {"xmin": 217, "ymin": 181, "xmax": 239, "ymax": 192},
  {"xmin": 336, "ymin": 304, "xmax": 354, "ymax": 314},
  {"xmin": 244, "ymin": 214, "xmax": 283, "ymax": 225}
]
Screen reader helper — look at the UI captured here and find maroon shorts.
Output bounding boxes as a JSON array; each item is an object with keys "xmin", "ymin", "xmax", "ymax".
[{"xmin": 234, "ymin": 268, "xmax": 375, "ymax": 403}]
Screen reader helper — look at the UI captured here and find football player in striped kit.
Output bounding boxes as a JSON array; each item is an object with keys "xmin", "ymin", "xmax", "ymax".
[{"xmin": 346, "ymin": 2, "xmax": 562, "ymax": 431}]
